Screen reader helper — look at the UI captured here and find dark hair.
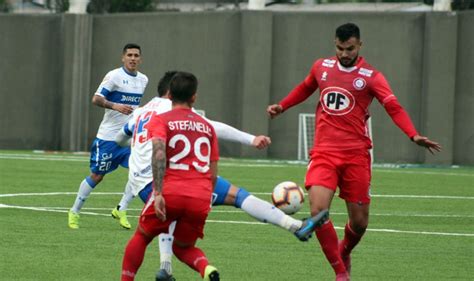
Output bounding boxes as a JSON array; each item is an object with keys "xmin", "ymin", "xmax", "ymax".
[
  {"xmin": 169, "ymin": 72, "xmax": 198, "ymax": 103},
  {"xmin": 335, "ymin": 23, "xmax": 360, "ymax": 42},
  {"xmin": 157, "ymin": 71, "xmax": 178, "ymax": 97},
  {"xmin": 122, "ymin": 43, "xmax": 141, "ymax": 54}
]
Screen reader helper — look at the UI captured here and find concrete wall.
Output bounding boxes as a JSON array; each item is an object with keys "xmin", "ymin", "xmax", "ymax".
[
  {"xmin": 454, "ymin": 11, "xmax": 474, "ymax": 165},
  {"xmin": 0, "ymin": 15, "xmax": 63, "ymax": 149},
  {"xmin": 0, "ymin": 11, "xmax": 472, "ymax": 165}
]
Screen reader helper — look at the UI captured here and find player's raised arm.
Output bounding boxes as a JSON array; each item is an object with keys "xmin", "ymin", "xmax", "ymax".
[
  {"xmin": 206, "ymin": 119, "xmax": 271, "ymax": 149},
  {"xmin": 412, "ymin": 135, "xmax": 442, "ymax": 154},
  {"xmin": 267, "ymin": 66, "xmax": 319, "ymax": 119},
  {"xmin": 371, "ymin": 73, "xmax": 442, "ymax": 154},
  {"xmin": 266, "ymin": 104, "xmax": 284, "ymax": 119}
]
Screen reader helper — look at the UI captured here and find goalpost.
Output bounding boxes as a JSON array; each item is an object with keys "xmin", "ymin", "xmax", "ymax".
[{"xmin": 298, "ymin": 113, "xmax": 374, "ymax": 163}]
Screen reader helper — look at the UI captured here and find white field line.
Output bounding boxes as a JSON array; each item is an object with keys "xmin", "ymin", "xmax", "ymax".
[
  {"xmin": 1, "ymin": 203, "xmax": 473, "ymax": 237},
  {"xmin": 1, "ymin": 191, "xmax": 473, "ymax": 200},
  {"xmin": 40, "ymin": 206, "xmax": 474, "ymax": 219},
  {"xmin": 1, "ymin": 153, "xmax": 473, "ymax": 177},
  {"xmin": 0, "ymin": 192, "xmax": 123, "ymax": 198},
  {"xmin": 249, "ymin": 193, "xmax": 474, "ymax": 200}
]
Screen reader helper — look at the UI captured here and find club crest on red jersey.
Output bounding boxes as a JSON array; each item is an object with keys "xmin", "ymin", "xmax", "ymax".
[
  {"xmin": 320, "ymin": 87, "xmax": 355, "ymax": 115},
  {"xmin": 353, "ymin": 77, "xmax": 366, "ymax": 90}
]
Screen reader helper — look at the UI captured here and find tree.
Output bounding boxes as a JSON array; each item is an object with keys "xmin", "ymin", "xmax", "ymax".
[
  {"xmin": 87, "ymin": 0, "xmax": 157, "ymax": 14},
  {"xmin": 0, "ymin": 0, "xmax": 11, "ymax": 12}
]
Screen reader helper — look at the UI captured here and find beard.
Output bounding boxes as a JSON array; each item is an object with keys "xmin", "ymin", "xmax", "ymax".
[{"xmin": 338, "ymin": 56, "xmax": 358, "ymax": 67}]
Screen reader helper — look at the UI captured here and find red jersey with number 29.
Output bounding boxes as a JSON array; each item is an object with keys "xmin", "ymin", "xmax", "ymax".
[
  {"xmin": 147, "ymin": 108, "xmax": 219, "ymax": 201},
  {"xmin": 280, "ymin": 56, "xmax": 418, "ymax": 152}
]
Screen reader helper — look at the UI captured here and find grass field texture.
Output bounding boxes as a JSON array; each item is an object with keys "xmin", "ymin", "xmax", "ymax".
[{"xmin": 0, "ymin": 151, "xmax": 473, "ymax": 280}]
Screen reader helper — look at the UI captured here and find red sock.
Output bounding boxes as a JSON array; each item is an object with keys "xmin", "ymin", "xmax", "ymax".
[
  {"xmin": 121, "ymin": 230, "xmax": 153, "ymax": 281},
  {"xmin": 341, "ymin": 222, "xmax": 364, "ymax": 257},
  {"xmin": 315, "ymin": 220, "xmax": 346, "ymax": 274},
  {"xmin": 172, "ymin": 244, "xmax": 209, "ymax": 277}
]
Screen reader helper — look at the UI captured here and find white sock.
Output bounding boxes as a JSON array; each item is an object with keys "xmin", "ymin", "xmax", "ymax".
[
  {"xmin": 240, "ymin": 195, "xmax": 303, "ymax": 233},
  {"xmin": 158, "ymin": 233, "xmax": 174, "ymax": 274},
  {"xmin": 117, "ymin": 181, "xmax": 135, "ymax": 211},
  {"xmin": 70, "ymin": 178, "xmax": 95, "ymax": 213}
]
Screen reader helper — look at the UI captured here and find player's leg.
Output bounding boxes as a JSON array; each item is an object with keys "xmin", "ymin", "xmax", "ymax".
[
  {"xmin": 112, "ymin": 146, "xmax": 134, "ymax": 229},
  {"xmin": 215, "ymin": 176, "xmax": 326, "ymax": 241},
  {"xmin": 305, "ymin": 152, "xmax": 349, "ymax": 280},
  {"xmin": 68, "ymin": 172, "xmax": 104, "ymax": 229},
  {"xmin": 170, "ymin": 196, "xmax": 219, "ymax": 280},
  {"xmin": 121, "ymin": 226, "xmax": 154, "ymax": 281},
  {"xmin": 339, "ymin": 202, "xmax": 369, "ymax": 276},
  {"xmin": 307, "ymin": 185, "xmax": 347, "ymax": 277},
  {"xmin": 156, "ymin": 221, "xmax": 176, "ymax": 281},
  {"xmin": 123, "ymin": 196, "xmax": 169, "ymax": 281},
  {"xmin": 69, "ymin": 139, "xmax": 123, "ymax": 229},
  {"xmin": 112, "ymin": 180, "xmax": 134, "ymax": 229},
  {"xmin": 214, "ymin": 177, "xmax": 303, "ymax": 232},
  {"xmin": 338, "ymin": 150, "xmax": 371, "ymax": 276},
  {"xmin": 135, "ymin": 183, "xmax": 178, "ymax": 280}
]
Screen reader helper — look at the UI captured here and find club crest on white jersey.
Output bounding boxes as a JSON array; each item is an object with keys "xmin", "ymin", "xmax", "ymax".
[{"xmin": 320, "ymin": 87, "xmax": 355, "ymax": 116}]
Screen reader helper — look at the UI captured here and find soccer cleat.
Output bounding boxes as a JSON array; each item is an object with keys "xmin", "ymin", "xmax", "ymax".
[
  {"xmin": 294, "ymin": 209, "xmax": 329, "ymax": 241},
  {"xmin": 68, "ymin": 211, "xmax": 80, "ymax": 229},
  {"xmin": 339, "ymin": 240, "xmax": 352, "ymax": 275},
  {"xmin": 203, "ymin": 265, "xmax": 220, "ymax": 281},
  {"xmin": 111, "ymin": 207, "xmax": 131, "ymax": 229},
  {"xmin": 155, "ymin": 269, "xmax": 176, "ymax": 281}
]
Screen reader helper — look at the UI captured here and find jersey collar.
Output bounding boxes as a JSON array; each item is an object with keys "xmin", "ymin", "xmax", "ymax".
[
  {"xmin": 336, "ymin": 57, "xmax": 364, "ymax": 73},
  {"xmin": 121, "ymin": 66, "xmax": 138, "ymax": 77}
]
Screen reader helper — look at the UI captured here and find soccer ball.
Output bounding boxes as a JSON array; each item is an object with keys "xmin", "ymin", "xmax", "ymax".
[{"xmin": 271, "ymin": 181, "xmax": 305, "ymax": 215}]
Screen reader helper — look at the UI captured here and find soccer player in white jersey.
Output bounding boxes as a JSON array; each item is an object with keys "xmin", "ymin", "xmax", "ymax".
[
  {"xmin": 68, "ymin": 43, "xmax": 149, "ymax": 229},
  {"xmin": 115, "ymin": 71, "xmax": 329, "ymax": 281}
]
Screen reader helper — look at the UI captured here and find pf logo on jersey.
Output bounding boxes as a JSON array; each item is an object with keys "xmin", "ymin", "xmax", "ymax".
[{"xmin": 320, "ymin": 87, "xmax": 355, "ymax": 115}]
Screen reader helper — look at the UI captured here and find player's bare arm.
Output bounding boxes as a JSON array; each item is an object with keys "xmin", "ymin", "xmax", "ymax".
[
  {"xmin": 266, "ymin": 104, "xmax": 283, "ymax": 119},
  {"xmin": 152, "ymin": 137, "xmax": 167, "ymax": 221},
  {"xmin": 412, "ymin": 135, "xmax": 442, "ymax": 154},
  {"xmin": 92, "ymin": 95, "xmax": 133, "ymax": 115},
  {"xmin": 209, "ymin": 161, "xmax": 218, "ymax": 191},
  {"xmin": 252, "ymin": 135, "xmax": 271, "ymax": 149}
]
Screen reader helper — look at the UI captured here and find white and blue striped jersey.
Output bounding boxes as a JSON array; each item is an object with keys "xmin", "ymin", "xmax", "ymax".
[
  {"xmin": 117, "ymin": 97, "xmax": 255, "ymax": 196},
  {"xmin": 95, "ymin": 67, "xmax": 148, "ymax": 141}
]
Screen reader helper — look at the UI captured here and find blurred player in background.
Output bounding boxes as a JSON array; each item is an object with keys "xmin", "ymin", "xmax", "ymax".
[
  {"xmin": 121, "ymin": 71, "xmax": 220, "ymax": 281},
  {"xmin": 267, "ymin": 23, "xmax": 441, "ymax": 281},
  {"xmin": 68, "ymin": 43, "xmax": 148, "ymax": 229},
  {"xmin": 115, "ymin": 71, "xmax": 329, "ymax": 281}
]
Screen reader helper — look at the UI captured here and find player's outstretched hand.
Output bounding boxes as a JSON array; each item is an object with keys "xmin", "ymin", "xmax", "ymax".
[
  {"xmin": 154, "ymin": 194, "xmax": 167, "ymax": 221},
  {"xmin": 252, "ymin": 135, "xmax": 271, "ymax": 149},
  {"xmin": 113, "ymin": 104, "xmax": 134, "ymax": 115},
  {"xmin": 267, "ymin": 104, "xmax": 283, "ymax": 119},
  {"xmin": 412, "ymin": 135, "xmax": 442, "ymax": 154}
]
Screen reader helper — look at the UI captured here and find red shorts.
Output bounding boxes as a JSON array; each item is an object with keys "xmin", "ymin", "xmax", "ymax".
[
  {"xmin": 305, "ymin": 149, "xmax": 371, "ymax": 204},
  {"xmin": 139, "ymin": 194, "xmax": 211, "ymax": 244}
]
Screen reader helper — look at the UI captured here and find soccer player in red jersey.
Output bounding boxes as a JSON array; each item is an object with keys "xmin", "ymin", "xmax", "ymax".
[
  {"xmin": 121, "ymin": 72, "xmax": 220, "ymax": 281},
  {"xmin": 267, "ymin": 23, "xmax": 441, "ymax": 281}
]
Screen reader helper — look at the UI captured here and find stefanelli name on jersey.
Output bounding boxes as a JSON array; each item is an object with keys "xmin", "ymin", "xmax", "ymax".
[{"xmin": 168, "ymin": 120, "xmax": 212, "ymax": 136}]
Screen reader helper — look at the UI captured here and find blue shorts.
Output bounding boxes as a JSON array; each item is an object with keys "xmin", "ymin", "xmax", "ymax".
[
  {"xmin": 89, "ymin": 138, "xmax": 130, "ymax": 175},
  {"xmin": 138, "ymin": 176, "xmax": 232, "ymax": 206},
  {"xmin": 138, "ymin": 182, "xmax": 153, "ymax": 203}
]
